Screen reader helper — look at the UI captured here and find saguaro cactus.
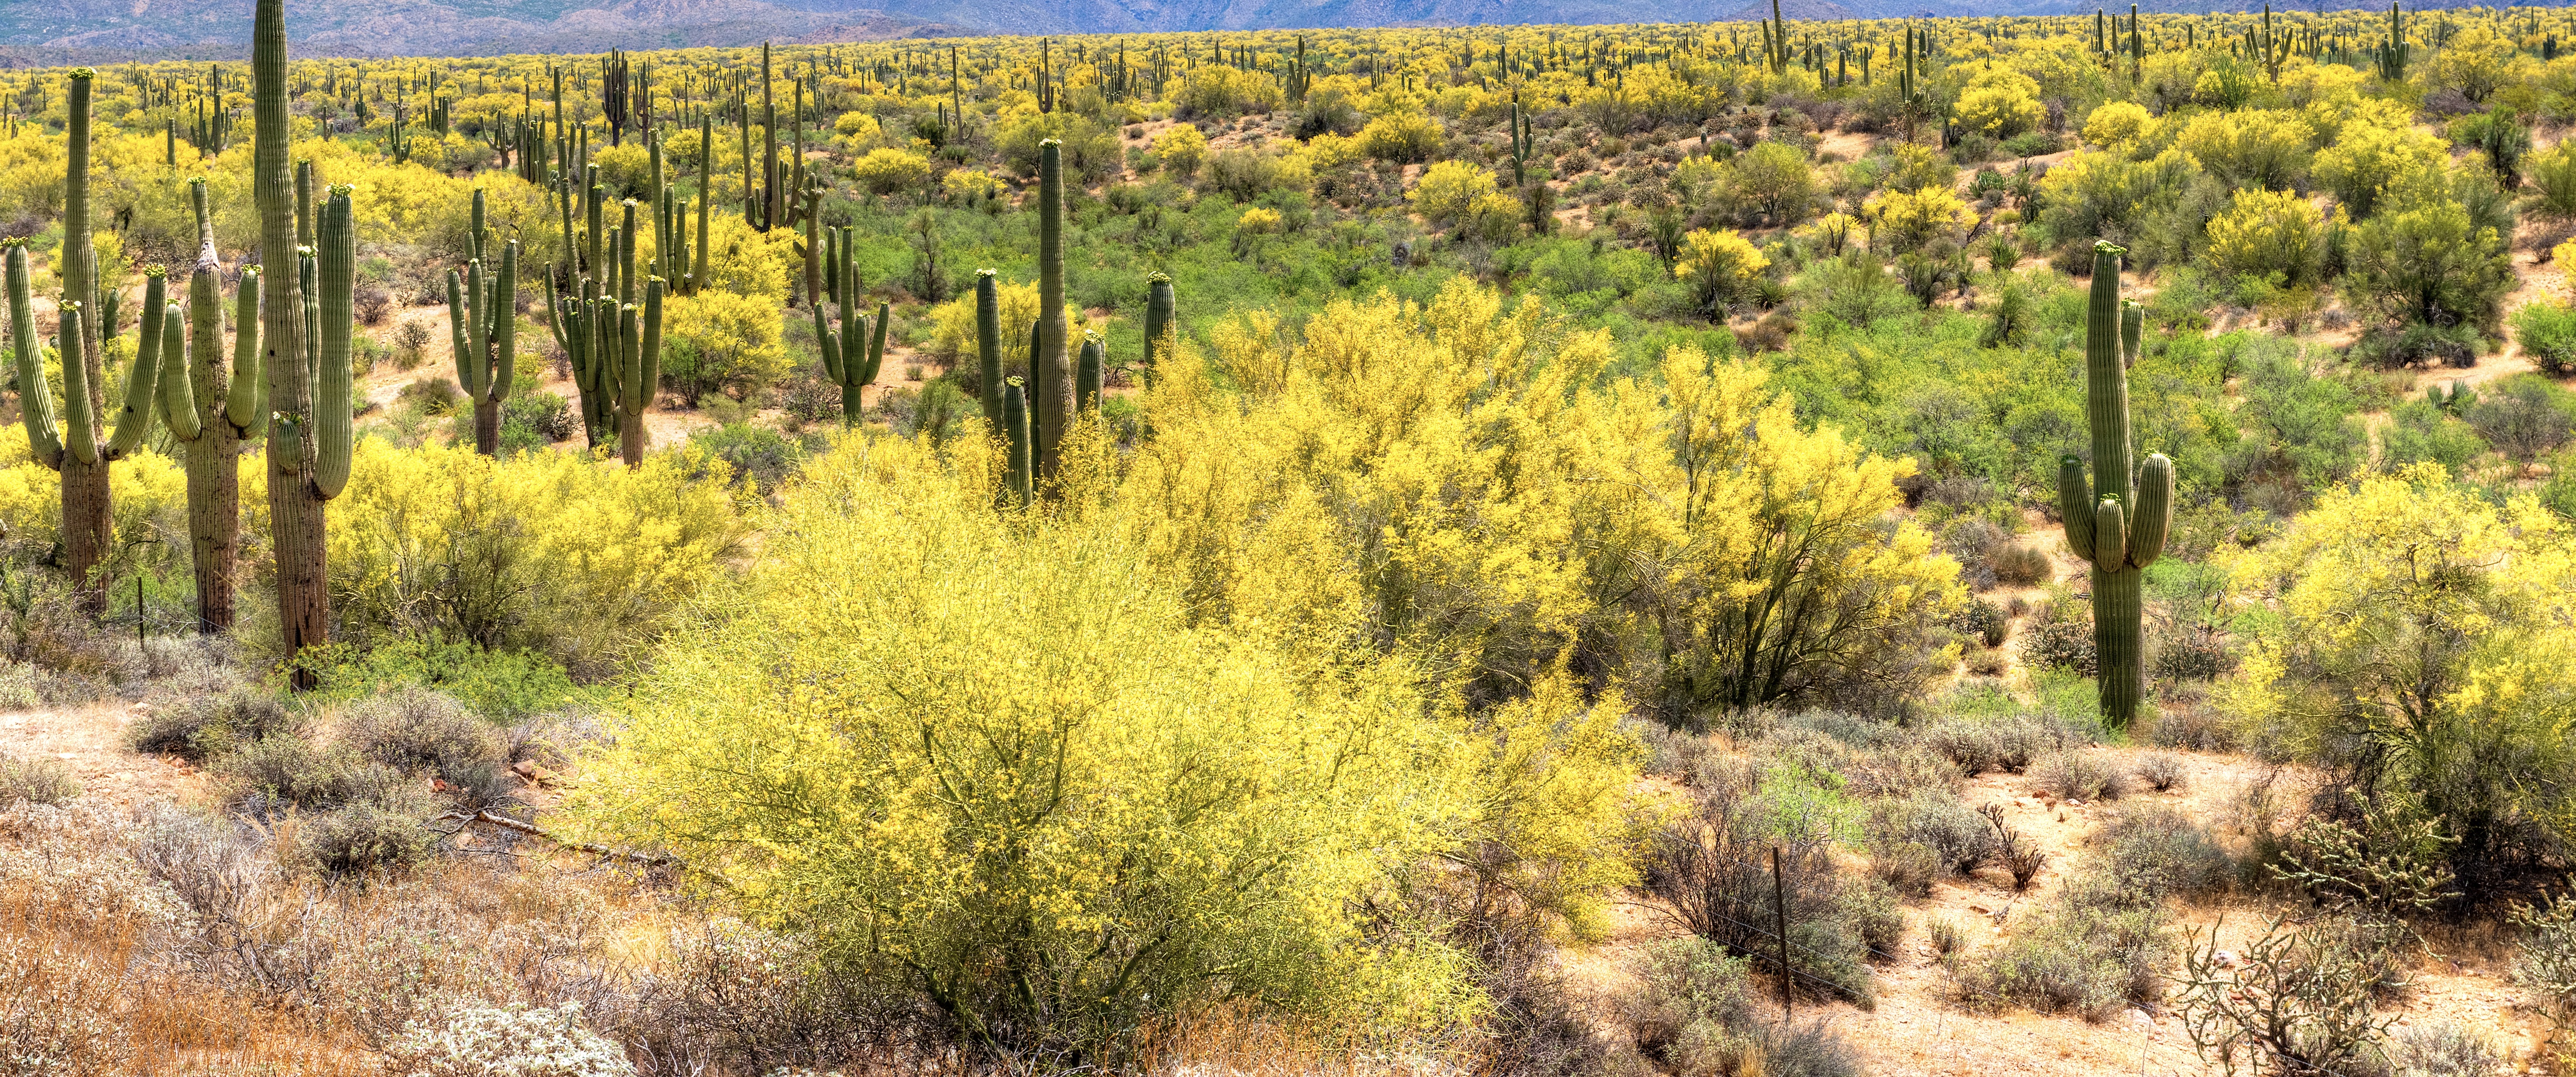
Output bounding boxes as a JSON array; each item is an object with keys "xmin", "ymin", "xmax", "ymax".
[
  {"xmin": 975, "ymin": 268, "xmax": 1003, "ymax": 420},
  {"xmin": 446, "ymin": 189, "xmax": 520, "ymax": 455},
  {"xmin": 1142, "ymin": 272, "xmax": 1175, "ymax": 385},
  {"xmin": 52, "ymin": 68, "xmax": 113, "ymax": 610},
  {"xmin": 2059, "ymin": 241, "xmax": 2172, "ymax": 729},
  {"xmin": 256, "ymin": 0, "xmax": 352, "ymax": 677},
  {"xmin": 1034, "ymin": 138, "xmax": 1071, "ymax": 480},
  {"xmin": 1001, "ymin": 379, "xmax": 1032, "ymax": 506},
  {"xmin": 1076, "ymin": 335, "xmax": 1102, "ymax": 412},
  {"xmin": 161, "ymin": 177, "xmax": 261, "ymax": 632},
  {"xmin": 814, "ymin": 264, "xmax": 886, "ymax": 428}
]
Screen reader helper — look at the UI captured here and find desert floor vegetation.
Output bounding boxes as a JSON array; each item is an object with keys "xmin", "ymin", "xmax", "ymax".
[{"xmin": 6, "ymin": 3, "xmax": 2576, "ymax": 1075}]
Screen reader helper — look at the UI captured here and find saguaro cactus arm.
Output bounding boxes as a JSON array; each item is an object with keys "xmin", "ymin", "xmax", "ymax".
[
  {"xmin": 3, "ymin": 243, "xmax": 63, "ymax": 469},
  {"xmin": 314, "ymin": 186, "xmax": 356, "ymax": 501},
  {"xmin": 59, "ymin": 300, "xmax": 98, "ymax": 466},
  {"xmin": 105, "ymin": 268, "xmax": 167, "ymax": 458},
  {"xmin": 227, "ymin": 267, "xmax": 262, "ymax": 434},
  {"xmin": 158, "ymin": 300, "xmax": 196, "ymax": 442},
  {"xmin": 2129, "ymin": 453, "xmax": 2173, "ymax": 569}
]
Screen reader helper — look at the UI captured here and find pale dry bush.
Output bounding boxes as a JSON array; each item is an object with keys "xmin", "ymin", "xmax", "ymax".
[
  {"xmin": 384, "ymin": 998, "xmax": 635, "ymax": 1077},
  {"xmin": 0, "ymin": 937, "xmax": 131, "ymax": 1077}
]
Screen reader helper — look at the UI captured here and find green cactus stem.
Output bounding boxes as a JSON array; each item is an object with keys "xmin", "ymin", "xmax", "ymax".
[
  {"xmin": 975, "ymin": 269, "xmax": 1003, "ymax": 421},
  {"xmin": 1142, "ymin": 272, "xmax": 1174, "ymax": 387},
  {"xmin": 1076, "ymin": 334, "xmax": 1102, "ymax": 412},
  {"xmin": 105, "ymin": 267, "xmax": 165, "ymax": 458},
  {"xmin": 315, "ymin": 186, "xmax": 355, "ymax": 500},
  {"xmin": 2059, "ymin": 241, "xmax": 2172, "ymax": 729},
  {"xmin": 257, "ymin": 0, "xmax": 331, "ymax": 676},
  {"xmin": 4, "ymin": 243, "xmax": 62, "ymax": 468},
  {"xmin": 1034, "ymin": 138, "xmax": 1069, "ymax": 480},
  {"xmin": 1002, "ymin": 379, "xmax": 1031, "ymax": 506},
  {"xmin": 59, "ymin": 68, "xmax": 110, "ymax": 610}
]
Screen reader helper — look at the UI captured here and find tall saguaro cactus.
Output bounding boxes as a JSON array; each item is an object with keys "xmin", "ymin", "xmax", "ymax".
[
  {"xmin": 2059, "ymin": 241, "xmax": 2172, "ymax": 728},
  {"xmin": 975, "ymin": 268, "xmax": 1003, "ymax": 421},
  {"xmin": 164, "ymin": 177, "xmax": 261, "ymax": 633},
  {"xmin": 52, "ymin": 68, "xmax": 113, "ymax": 611},
  {"xmin": 1034, "ymin": 138, "xmax": 1071, "ymax": 481},
  {"xmin": 256, "ymin": 0, "xmax": 353, "ymax": 678}
]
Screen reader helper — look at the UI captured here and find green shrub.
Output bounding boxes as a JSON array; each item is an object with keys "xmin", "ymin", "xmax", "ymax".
[
  {"xmin": 497, "ymin": 389, "xmax": 577, "ymax": 447},
  {"xmin": 1957, "ymin": 872, "xmax": 2171, "ymax": 1021},
  {"xmin": 340, "ymin": 688, "xmax": 505, "ymax": 787},
  {"xmin": 2379, "ymin": 398, "xmax": 2489, "ymax": 474},
  {"xmin": 2515, "ymin": 299, "xmax": 2576, "ymax": 376},
  {"xmin": 2019, "ymin": 616, "xmax": 2097, "ymax": 679},
  {"xmin": 2464, "ymin": 373, "xmax": 2576, "ymax": 461},
  {"xmin": 2030, "ymin": 749, "xmax": 2119, "ymax": 801},
  {"xmin": 684, "ymin": 423, "xmax": 802, "ymax": 495},
  {"xmin": 287, "ymin": 797, "xmax": 438, "ymax": 878},
  {"xmin": 292, "ymin": 640, "xmax": 577, "ymax": 724},
  {"xmin": 397, "ymin": 376, "xmax": 461, "ymax": 417},
  {"xmin": 2098, "ymin": 804, "xmax": 2233, "ymax": 900},
  {"xmin": 210, "ymin": 734, "xmax": 407, "ymax": 817}
]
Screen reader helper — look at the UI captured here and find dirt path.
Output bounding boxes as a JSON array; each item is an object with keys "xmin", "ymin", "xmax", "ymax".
[{"xmin": 2, "ymin": 702, "xmax": 205, "ymax": 810}]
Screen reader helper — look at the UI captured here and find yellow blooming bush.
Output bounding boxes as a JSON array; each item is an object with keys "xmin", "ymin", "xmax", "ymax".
[
  {"xmin": 268, "ymin": 440, "xmax": 745, "ymax": 674},
  {"xmin": 2081, "ymin": 101, "xmax": 2156, "ymax": 148},
  {"xmin": 1863, "ymin": 184, "xmax": 1976, "ymax": 253},
  {"xmin": 848, "ymin": 146, "xmax": 935, "ymax": 195},
  {"xmin": 2204, "ymin": 187, "xmax": 2328, "ymax": 285},
  {"xmin": 1407, "ymin": 159, "xmax": 1499, "ymax": 225},
  {"xmin": 1674, "ymin": 228, "xmax": 1770, "ymax": 313}
]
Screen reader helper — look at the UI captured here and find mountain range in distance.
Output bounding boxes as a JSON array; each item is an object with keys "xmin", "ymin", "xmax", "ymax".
[{"xmin": 0, "ymin": 0, "xmax": 2487, "ymax": 64}]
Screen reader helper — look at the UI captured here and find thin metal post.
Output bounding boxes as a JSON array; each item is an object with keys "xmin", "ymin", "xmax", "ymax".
[{"xmin": 1774, "ymin": 844, "xmax": 1791, "ymax": 1023}]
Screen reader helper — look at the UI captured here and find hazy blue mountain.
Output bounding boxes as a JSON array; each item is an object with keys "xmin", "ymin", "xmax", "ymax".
[{"xmin": 0, "ymin": 0, "xmax": 2485, "ymax": 62}]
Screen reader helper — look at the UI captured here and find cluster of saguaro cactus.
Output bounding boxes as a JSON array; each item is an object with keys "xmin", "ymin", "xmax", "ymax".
[
  {"xmin": 0, "ymin": 68, "xmax": 125, "ymax": 611},
  {"xmin": 2376, "ymin": 2, "xmax": 2410, "ymax": 80},
  {"xmin": 2059, "ymin": 241, "xmax": 2172, "ymax": 729},
  {"xmin": 547, "ymin": 192, "xmax": 665, "ymax": 467},
  {"xmin": 164, "ymin": 177, "xmax": 263, "ymax": 633},
  {"xmin": 1760, "ymin": 0, "xmax": 1791, "ymax": 76},
  {"xmin": 814, "ymin": 225, "xmax": 886, "ymax": 427},
  {"xmin": 445, "ymin": 189, "xmax": 520, "ymax": 456}
]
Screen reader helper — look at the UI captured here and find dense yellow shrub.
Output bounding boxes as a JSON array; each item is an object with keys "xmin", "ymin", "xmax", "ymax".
[
  {"xmin": 1150, "ymin": 123, "xmax": 1207, "ymax": 177},
  {"xmin": 2173, "ymin": 109, "xmax": 2314, "ymax": 190},
  {"xmin": 1358, "ymin": 110, "xmax": 1442, "ymax": 163},
  {"xmin": 2082, "ymin": 101, "xmax": 2155, "ymax": 148},
  {"xmin": 572, "ymin": 432, "xmax": 1649, "ymax": 1043},
  {"xmin": 661, "ymin": 290, "xmax": 791, "ymax": 405},
  {"xmin": 1407, "ymin": 159, "xmax": 1497, "ymax": 224},
  {"xmin": 2204, "ymin": 187, "xmax": 2327, "ymax": 285},
  {"xmin": 254, "ymin": 440, "xmax": 745, "ymax": 672},
  {"xmin": 1864, "ymin": 185, "xmax": 1976, "ymax": 253},
  {"xmin": 1119, "ymin": 278, "xmax": 1960, "ymax": 713},
  {"xmin": 1675, "ymin": 228, "xmax": 1770, "ymax": 311},
  {"xmin": 848, "ymin": 147, "xmax": 934, "ymax": 195}
]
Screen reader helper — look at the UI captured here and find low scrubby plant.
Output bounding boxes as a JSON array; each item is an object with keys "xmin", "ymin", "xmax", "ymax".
[
  {"xmin": 2030, "ymin": 749, "xmax": 2120, "ymax": 802},
  {"xmin": 384, "ymin": 998, "xmax": 635, "ymax": 1077},
  {"xmin": 124, "ymin": 685, "xmax": 300, "ymax": 762},
  {"xmin": 0, "ymin": 754, "xmax": 80, "ymax": 805},
  {"xmin": 1957, "ymin": 872, "xmax": 2171, "ymax": 1022},
  {"xmin": 2135, "ymin": 751, "xmax": 2185, "ymax": 792},
  {"xmin": 1626, "ymin": 939, "xmax": 1863, "ymax": 1077},
  {"xmin": 2097, "ymin": 805, "xmax": 2233, "ymax": 901}
]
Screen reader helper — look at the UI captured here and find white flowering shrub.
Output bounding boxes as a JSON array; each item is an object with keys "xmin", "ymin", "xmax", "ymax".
[{"xmin": 383, "ymin": 999, "xmax": 636, "ymax": 1077}]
